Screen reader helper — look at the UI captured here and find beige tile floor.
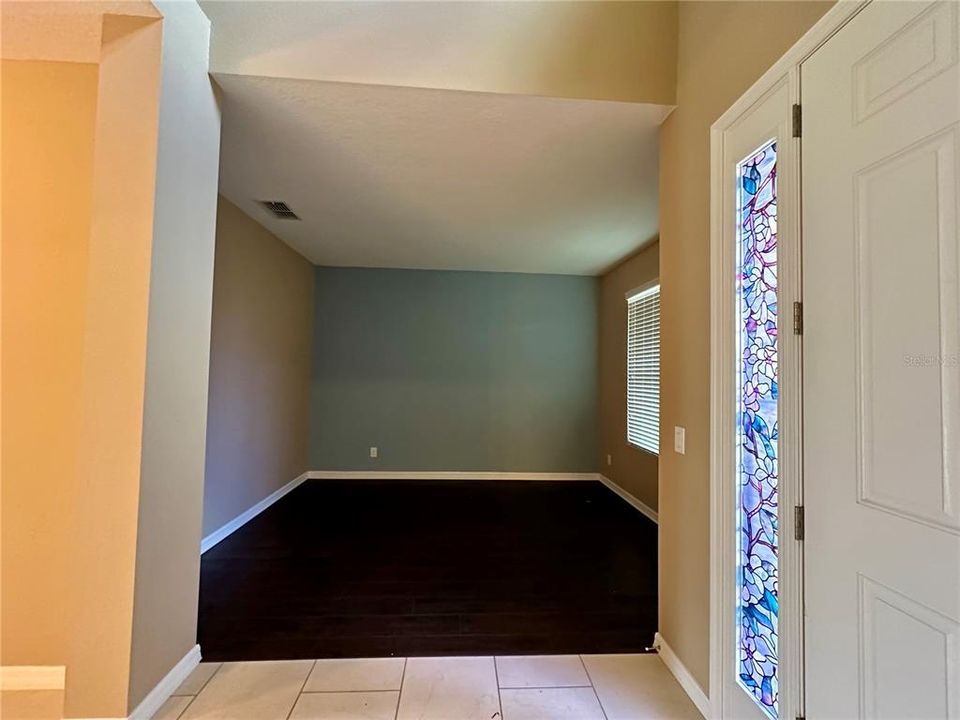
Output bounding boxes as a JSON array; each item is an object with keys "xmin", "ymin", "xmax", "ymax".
[{"xmin": 154, "ymin": 654, "xmax": 703, "ymax": 720}]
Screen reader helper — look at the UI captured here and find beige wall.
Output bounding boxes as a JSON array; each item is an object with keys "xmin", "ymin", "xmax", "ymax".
[
  {"xmin": 66, "ymin": 18, "xmax": 163, "ymax": 717},
  {"xmin": 1, "ymin": 57, "xmax": 100, "ymax": 669},
  {"xmin": 598, "ymin": 242, "xmax": 660, "ymax": 510},
  {"xmin": 206, "ymin": 1, "xmax": 677, "ymax": 105},
  {"xmin": 1, "ymin": 687, "xmax": 64, "ymax": 720},
  {"xmin": 1, "ymin": 9, "xmax": 165, "ymax": 716},
  {"xmin": 657, "ymin": 0, "xmax": 833, "ymax": 693},
  {"xmin": 1, "ymin": 2, "xmax": 836, "ymax": 714},
  {"xmin": 203, "ymin": 197, "xmax": 315, "ymax": 537},
  {"xmin": 128, "ymin": 1, "xmax": 222, "ymax": 710},
  {"xmin": 2, "ymin": 4, "xmax": 222, "ymax": 717}
]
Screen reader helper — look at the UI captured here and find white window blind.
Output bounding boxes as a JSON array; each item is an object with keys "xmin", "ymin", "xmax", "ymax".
[{"xmin": 627, "ymin": 284, "xmax": 660, "ymax": 454}]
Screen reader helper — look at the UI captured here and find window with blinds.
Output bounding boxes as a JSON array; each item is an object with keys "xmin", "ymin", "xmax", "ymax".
[{"xmin": 627, "ymin": 283, "xmax": 660, "ymax": 454}]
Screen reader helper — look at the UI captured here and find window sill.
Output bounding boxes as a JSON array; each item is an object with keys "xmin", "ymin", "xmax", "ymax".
[{"xmin": 627, "ymin": 441, "xmax": 659, "ymax": 458}]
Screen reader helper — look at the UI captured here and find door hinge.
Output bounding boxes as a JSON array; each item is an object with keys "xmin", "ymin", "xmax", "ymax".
[
  {"xmin": 793, "ymin": 301, "xmax": 803, "ymax": 335},
  {"xmin": 794, "ymin": 505, "xmax": 805, "ymax": 541},
  {"xmin": 792, "ymin": 103, "xmax": 802, "ymax": 138}
]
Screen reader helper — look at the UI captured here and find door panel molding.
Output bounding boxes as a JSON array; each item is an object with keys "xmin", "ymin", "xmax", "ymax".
[
  {"xmin": 853, "ymin": 125, "xmax": 960, "ymax": 535},
  {"xmin": 851, "ymin": 0, "xmax": 958, "ymax": 124},
  {"xmin": 802, "ymin": 1, "xmax": 959, "ymax": 717},
  {"xmin": 858, "ymin": 574, "xmax": 959, "ymax": 719}
]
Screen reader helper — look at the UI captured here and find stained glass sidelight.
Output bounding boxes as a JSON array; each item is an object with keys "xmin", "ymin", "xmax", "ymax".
[{"xmin": 735, "ymin": 139, "xmax": 779, "ymax": 720}]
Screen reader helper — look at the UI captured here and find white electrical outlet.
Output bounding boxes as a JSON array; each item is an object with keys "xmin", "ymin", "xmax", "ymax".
[
  {"xmin": 606, "ymin": 454, "xmax": 612, "ymax": 466},
  {"xmin": 369, "ymin": 446, "xmax": 378, "ymax": 459},
  {"xmin": 674, "ymin": 427, "xmax": 686, "ymax": 455}
]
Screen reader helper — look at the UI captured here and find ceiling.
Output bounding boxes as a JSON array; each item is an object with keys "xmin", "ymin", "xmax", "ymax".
[
  {"xmin": 205, "ymin": 2, "xmax": 674, "ymax": 276},
  {"xmin": 217, "ymin": 74, "xmax": 666, "ymax": 276}
]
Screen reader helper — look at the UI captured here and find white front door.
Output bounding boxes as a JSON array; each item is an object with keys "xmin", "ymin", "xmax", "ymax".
[{"xmin": 803, "ymin": 2, "xmax": 960, "ymax": 718}]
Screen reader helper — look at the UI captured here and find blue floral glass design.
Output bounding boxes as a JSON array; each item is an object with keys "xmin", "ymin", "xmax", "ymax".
[{"xmin": 736, "ymin": 140, "xmax": 779, "ymax": 720}]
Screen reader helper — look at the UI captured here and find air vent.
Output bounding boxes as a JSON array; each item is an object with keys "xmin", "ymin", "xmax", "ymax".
[{"xmin": 260, "ymin": 200, "xmax": 300, "ymax": 220}]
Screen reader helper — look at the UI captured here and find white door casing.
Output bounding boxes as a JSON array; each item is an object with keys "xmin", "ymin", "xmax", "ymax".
[
  {"xmin": 803, "ymin": 2, "xmax": 960, "ymax": 719},
  {"xmin": 712, "ymin": 73, "xmax": 804, "ymax": 720}
]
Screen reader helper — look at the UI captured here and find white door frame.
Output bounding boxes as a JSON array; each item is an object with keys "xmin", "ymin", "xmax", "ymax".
[{"xmin": 707, "ymin": 3, "xmax": 867, "ymax": 718}]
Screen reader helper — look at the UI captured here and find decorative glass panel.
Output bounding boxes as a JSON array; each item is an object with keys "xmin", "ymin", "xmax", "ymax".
[{"xmin": 735, "ymin": 139, "xmax": 779, "ymax": 720}]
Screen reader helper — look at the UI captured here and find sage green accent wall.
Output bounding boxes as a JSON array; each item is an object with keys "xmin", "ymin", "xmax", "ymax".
[{"xmin": 309, "ymin": 267, "xmax": 598, "ymax": 472}]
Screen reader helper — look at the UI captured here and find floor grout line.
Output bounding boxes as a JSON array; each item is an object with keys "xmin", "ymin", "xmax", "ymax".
[
  {"xmin": 492, "ymin": 656, "xmax": 504, "ymax": 720},
  {"xmin": 173, "ymin": 661, "xmax": 225, "ymax": 719},
  {"xmin": 498, "ymin": 685, "xmax": 594, "ymax": 689},
  {"xmin": 174, "ymin": 695, "xmax": 195, "ymax": 720},
  {"xmin": 176, "ymin": 655, "xmax": 693, "ymax": 720},
  {"xmin": 284, "ymin": 660, "xmax": 316, "ymax": 720},
  {"xmin": 191, "ymin": 661, "xmax": 223, "ymax": 697},
  {"xmin": 578, "ymin": 655, "xmax": 610, "ymax": 720},
  {"xmin": 299, "ymin": 689, "xmax": 403, "ymax": 694},
  {"xmin": 393, "ymin": 657, "xmax": 408, "ymax": 720}
]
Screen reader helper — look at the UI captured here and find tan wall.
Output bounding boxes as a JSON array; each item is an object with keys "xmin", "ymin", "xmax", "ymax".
[
  {"xmin": 1, "ymin": 6, "xmax": 167, "ymax": 717},
  {"xmin": 598, "ymin": 242, "xmax": 660, "ymax": 509},
  {"xmin": 1, "ymin": 687, "xmax": 64, "ymax": 720},
  {"xmin": 65, "ymin": 19, "xmax": 163, "ymax": 718},
  {"xmin": 1, "ymin": 58, "xmax": 100, "ymax": 669},
  {"xmin": 657, "ymin": 0, "xmax": 833, "ymax": 692},
  {"xmin": 128, "ymin": 0, "xmax": 222, "ymax": 710},
  {"xmin": 207, "ymin": 1, "xmax": 678, "ymax": 105},
  {"xmin": 203, "ymin": 197, "xmax": 315, "ymax": 537}
]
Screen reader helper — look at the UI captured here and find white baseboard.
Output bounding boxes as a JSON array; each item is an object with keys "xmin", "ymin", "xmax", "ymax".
[
  {"xmin": 654, "ymin": 632, "xmax": 711, "ymax": 719},
  {"xmin": 201, "ymin": 472, "xmax": 308, "ymax": 553},
  {"xmin": 0, "ymin": 665, "xmax": 65, "ymax": 691},
  {"xmin": 63, "ymin": 645, "xmax": 200, "ymax": 719},
  {"xmin": 307, "ymin": 470, "xmax": 602, "ymax": 481},
  {"xmin": 597, "ymin": 474, "xmax": 658, "ymax": 523},
  {"xmin": 127, "ymin": 644, "xmax": 200, "ymax": 720}
]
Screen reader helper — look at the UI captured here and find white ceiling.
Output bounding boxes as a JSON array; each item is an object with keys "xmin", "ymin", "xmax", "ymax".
[{"xmin": 216, "ymin": 73, "xmax": 667, "ymax": 276}]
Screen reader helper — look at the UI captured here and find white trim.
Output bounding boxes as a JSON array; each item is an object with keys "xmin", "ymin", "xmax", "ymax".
[
  {"xmin": 712, "ymin": 1, "xmax": 868, "ymax": 132},
  {"xmin": 36, "ymin": 649, "xmax": 195, "ymax": 719},
  {"xmin": 0, "ymin": 665, "xmax": 65, "ymax": 691},
  {"xmin": 708, "ymin": 3, "xmax": 868, "ymax": 718},
  {"xmin": 201, "ymin": 472, "xmax": 309, "ymax": 553},
  {"xmin": 713, "ymin": 73, "xmax": 802, "ymax": 720},
  {"xmin": 307, "ymin": 471, "xmax": 601, "ymax": 482},
  {"xmin": 127, "ymin": 644, "xmax": 200, "ymax": 720},
  {"xmin": 597, "ymin": 475, "xmax": 658, "ymax": 524},
  {"xmin": 655, "ymin": 632, "xmax": 711, "ymax": 720},
  {"xmin": 626, "ymin": 440, "xmax": 659, "ymax": 458},
  {"xmin": 625, "ymin": 278, "xmax": 660, "ymax": 302},
  {"xmin": 708, "ymin": 116, "xmax": 725, "ymax": 720}
]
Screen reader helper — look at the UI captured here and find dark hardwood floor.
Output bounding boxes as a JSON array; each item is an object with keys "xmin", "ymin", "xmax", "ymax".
[{"xmin": 198, "ymin": 479, "xmax": 657, "ymax": 661}]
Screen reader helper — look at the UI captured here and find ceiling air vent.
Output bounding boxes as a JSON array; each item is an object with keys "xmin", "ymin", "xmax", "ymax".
[{"xmin": 260, "ymin": 200, "xmax": 300, "ymax": 220}]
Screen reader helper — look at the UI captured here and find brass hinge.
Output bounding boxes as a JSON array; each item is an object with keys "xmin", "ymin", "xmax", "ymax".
[
  {"xmin": 793, "ymin": 301, "xmax": 803, "ymax": 335},
  {"xmin": 792, "ymin": 103, "xmax": 802, "ymax": 138},
  {"xmin": 795, "ymin": 505, "xmax": 805, "ymax": 541}
]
